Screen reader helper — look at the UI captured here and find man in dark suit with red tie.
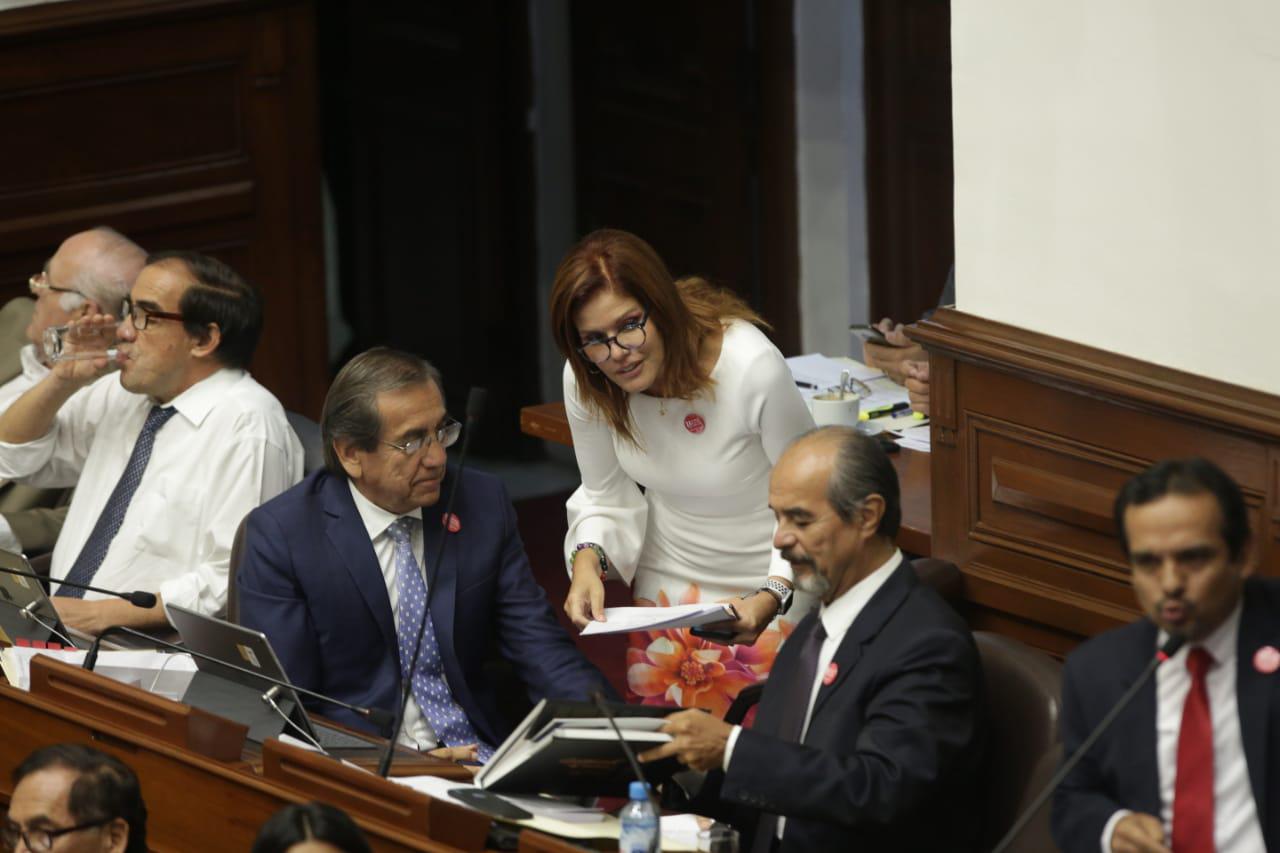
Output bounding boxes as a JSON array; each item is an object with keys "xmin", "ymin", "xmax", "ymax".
[
  {"xmin": 1052, "ymin": 458, "xmax": 1279, "ymax": 853},
  {"xmin": 640, "ymin": 426, "xmax": 986, "ymax": 853}
]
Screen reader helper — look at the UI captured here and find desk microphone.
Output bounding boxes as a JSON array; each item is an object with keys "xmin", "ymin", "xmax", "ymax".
[
  {"xmin": 83, "ymin": 625, "xmax": 394, "ymax": 732},
  {"xmin": 0, "ymin": 564, "xmax": 157, "ymax": 608},
  {"xmin": 377, "ymin": 386, "xmax": 487, "ymax": 778},
  {"xmin": 590, "ymin": 689, "xmax": 662, "ymax": 813},
  {"xmin": 0, "ymin": 594, "xmax": 77, "ymax": 648},
  {"xmin": 990, "ymin": 633, "xmax": 1186, "ymax": 853}
]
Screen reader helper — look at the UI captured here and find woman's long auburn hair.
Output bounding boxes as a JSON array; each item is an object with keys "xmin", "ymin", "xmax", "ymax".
[{"xmin": 549, "ymin": 229, "xmax": 768, "ymax": 446}]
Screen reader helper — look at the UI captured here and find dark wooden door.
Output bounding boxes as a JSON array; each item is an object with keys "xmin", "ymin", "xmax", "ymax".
[
  {"xmin": 864, "ymin": 0, "xmax": 955, "ymax": 324},
  {"xmin": 319, "ymin": 0, "xmax": 539, "ymax": 453},
  {"xmin": 569, "ymin": 0, "xmax": 799, "ymax": 354}
]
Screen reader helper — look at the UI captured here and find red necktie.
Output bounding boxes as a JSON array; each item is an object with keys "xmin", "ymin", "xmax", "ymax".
[{"xmin": 1172, "ymin": 646, "xmax": 1215, "ymax": 853}]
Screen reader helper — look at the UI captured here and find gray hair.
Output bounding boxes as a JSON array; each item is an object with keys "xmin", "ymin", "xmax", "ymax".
[
  {"xmin": 61, "ymin": 226, "xmax": 146, "ymax": 312},
  {"xmin": 321, "ymin": 347, "xmax": 444, "ymax": 477},
  {"xmin": 809, "ymin": 425, "xmax": 902, "ymax": 538}
]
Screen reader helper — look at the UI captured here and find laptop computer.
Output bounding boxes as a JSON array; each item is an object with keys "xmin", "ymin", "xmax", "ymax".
[
  {"xmin": 165, "ymin": 603, "xmax": 378, "ymax": 750},
  {"xmin": 0, "ymin": 550, "xmax": 84, "ymax": 649}
]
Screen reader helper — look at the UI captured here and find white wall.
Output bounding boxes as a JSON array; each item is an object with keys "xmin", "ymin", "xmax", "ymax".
[
  {"xmin": 952, "ymin": 0, "xmax": 1280, "ymax": 394},
  {"xmin": 795, "ymin": 0, "xmax": 869, "ymax": 357}
]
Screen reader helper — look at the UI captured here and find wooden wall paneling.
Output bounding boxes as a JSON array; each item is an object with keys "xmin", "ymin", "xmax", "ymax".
[
  {"xmin": 913, "ymin": 308, "xmax": 1280, "ymax": 655},
  {"xmin": 0, "ymin": 0, "xmax": 328, "ymax": 416},
  {"xmin": 863, "ymin": 0, "xmax": 955, "ymax": 325},
  {"xmin": 570, "ymin": 1, "xmax": 800, "ymax": 353},
  {"xmin": 319, "ymin": 0, "xmax": 539, "ymax": 451}
]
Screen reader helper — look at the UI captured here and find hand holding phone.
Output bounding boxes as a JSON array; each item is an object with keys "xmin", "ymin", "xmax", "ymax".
[{"xmin": 850, "ymin": 323, "xmax": 890, "ymax": 347}]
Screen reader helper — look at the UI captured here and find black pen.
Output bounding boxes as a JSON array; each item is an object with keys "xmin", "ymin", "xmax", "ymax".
[{"xmin": 795, "ymin": 380, "xmax": 817, "ymax": 389}]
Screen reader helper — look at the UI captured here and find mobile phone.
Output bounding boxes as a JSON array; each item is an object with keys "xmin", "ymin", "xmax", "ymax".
[
  {"xmin": 850, "ymin": 323, "xmax": 889, "ymax": 346},
  {"xmin": 690, "ymin": 625, "xmax": 737, "ymax": 644}
]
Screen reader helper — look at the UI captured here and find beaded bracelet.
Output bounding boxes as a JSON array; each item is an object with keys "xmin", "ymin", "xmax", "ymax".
[{"xmin": 571, "ymin": 542, "xmax": 609, "ymax": 581}]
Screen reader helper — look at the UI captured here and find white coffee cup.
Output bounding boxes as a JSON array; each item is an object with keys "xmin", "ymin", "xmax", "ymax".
[{"xmin": 808, "ymin": 390, "xmax": 861, "ymax": 426}]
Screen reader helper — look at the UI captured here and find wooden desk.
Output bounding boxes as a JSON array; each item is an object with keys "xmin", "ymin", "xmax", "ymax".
[
  {"xmin": 520, "ymin": 402, "xmax": 932, "ymax": 556},
  {"xmin": 0, "ymin": 658, "xmax": 591, "ymax": 852}
]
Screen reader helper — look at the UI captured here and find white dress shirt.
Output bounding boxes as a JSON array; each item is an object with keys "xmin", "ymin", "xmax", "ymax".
[
  {"xmin": 347, "ymin": 481, "xmax": 441, "ymax": 751},
  {"xmin": 723, "ymin": 549, "xmax": 904, "ymax": 838},
  {"xmin": 0, "ymin": 368, "xmax": 302, "ymax": 616},
  {"xmin": 0, "ymin": 344, "xmax": 53, "ymax": 552},
  {"xmin": 1101, "ymin": 602, "xmax": 1265, "ymax": 852}
]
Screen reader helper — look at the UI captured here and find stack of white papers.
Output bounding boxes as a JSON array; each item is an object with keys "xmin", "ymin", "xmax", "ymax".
[
  {"xmin": 579, "ymin": 603, "xmax": 736, "ymax": 636},
  {"xmin": 785, "ymin": 353, "xmax": 883, "ymax": 400}
]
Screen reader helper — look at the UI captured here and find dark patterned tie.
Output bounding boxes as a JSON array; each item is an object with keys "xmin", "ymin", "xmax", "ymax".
[
  {"xmin": 752, "ymin": 617, "xmax": 828, "ymax": 853},
  {"xmin": 60, "ymin": 406, "xmax": 177, "ymax": 598},
  {"xmin": 388, "ymin": 517, "xmax": 493, "ymax": 761}
]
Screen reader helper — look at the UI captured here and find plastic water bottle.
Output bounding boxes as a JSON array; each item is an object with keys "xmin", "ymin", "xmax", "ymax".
[{"xmin": 618, "ymin": 780, "xmax": 659, "ymax": 852}]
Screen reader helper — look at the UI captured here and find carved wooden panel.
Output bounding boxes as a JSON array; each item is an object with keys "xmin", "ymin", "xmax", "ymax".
[
  {"xmin": 0, "ymin": 1, "xmax": 327, "ymax": 415},
  {"xmin": 913, "ymin": 308, "xmax": 1280, "ymax": 655}
]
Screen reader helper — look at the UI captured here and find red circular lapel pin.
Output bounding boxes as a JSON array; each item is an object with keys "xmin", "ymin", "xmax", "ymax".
[
  {"xmin": 823, "ymin": 662, "xmax": 839, "ymax": 686},
  {"xmin": 683, "ymin": 413, "xmax": 706, "ymax": 434},
  {"xmin": 441, "ymin": 512, "xmax": 462, "ymax": 533},
  {"xmin": 1253, "ymin": 645, "xmax": 1280, "ymax": 675}
]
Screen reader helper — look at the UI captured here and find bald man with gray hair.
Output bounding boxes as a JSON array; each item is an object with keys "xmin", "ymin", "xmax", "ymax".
[{"xmin": 0, "ymin": 227, "xmax": 147, "ymax": 555}]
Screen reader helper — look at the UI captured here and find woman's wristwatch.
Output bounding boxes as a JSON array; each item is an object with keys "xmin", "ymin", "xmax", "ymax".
[{"xmin": 745, "ymin": 578, "xmax": 793, "ymax": 615}]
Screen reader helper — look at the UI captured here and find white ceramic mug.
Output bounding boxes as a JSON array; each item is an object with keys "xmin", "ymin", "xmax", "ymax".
[{"xmin": 808, "ymin": 390, "xmax": 861, "ymax": 426}]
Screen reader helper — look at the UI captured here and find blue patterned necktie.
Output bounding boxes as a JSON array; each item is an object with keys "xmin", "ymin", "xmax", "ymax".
[
  {"xmin": 61, "ymin": 406, "xmax": 178, "ymax": 598},
  {"xmin": 387, "ymin": 516, "xmax": 493, "ymax": 761}
]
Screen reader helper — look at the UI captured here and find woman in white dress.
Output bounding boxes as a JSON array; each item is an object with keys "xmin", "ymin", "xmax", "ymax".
[{"xmin": 549, "ymin": 229, "xmax": 816, "ymax": 715}]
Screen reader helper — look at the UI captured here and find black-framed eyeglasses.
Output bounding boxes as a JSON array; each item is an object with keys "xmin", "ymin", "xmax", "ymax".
[
  {"xmin": 2, "ymin": 816, "xmax": 115, "ymax": 851},
  {"xmin": 382, "ymin": 417, "xmax": 462, "ymax": 456},
  {"xmin": 576, "ymin": 310, "xmax": 649, "ymax": 365},
  {"xmin": 120, "ymin": 297, "xmax": 185, "ymax": 331},
  {"xmin": 28, "ymin": 271, "xmax": 82, "ymax": 299}
]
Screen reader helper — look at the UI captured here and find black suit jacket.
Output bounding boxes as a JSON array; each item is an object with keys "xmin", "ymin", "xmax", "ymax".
[
  {"xmin": 236, "ymin": 467, "xmax": 613, "ymax": 744},
  {"xmin": 711, "ymin": 561, "xmax": 985, "ymax": 852},
  {"xmin": 1052, "ymin": 577, "xmax": 1280, "ymax": 853}
]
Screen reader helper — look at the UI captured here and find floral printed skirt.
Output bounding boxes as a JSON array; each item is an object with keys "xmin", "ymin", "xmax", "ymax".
[{"xmin": 624, "ymin": 581, "xmax": 812, "ymax": 718}]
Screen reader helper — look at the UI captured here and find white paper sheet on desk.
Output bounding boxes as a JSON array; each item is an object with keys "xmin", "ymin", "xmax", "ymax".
[
  {"xmin": 786, "ymin": 353, "xmax": 883, "ymax": 392},
  {"xmin": 392, "ymin": 775, "xmax": 699, "ymax": 848},
  {"xmin": 894, "ymin": 423, "xmax": 932, "ymax": 453},
  {"xmin": 0, "ymin": 647, "xmax": 196, "ymax": 697},
  {"xmin": 579, "ymin": 603, "xmax": 736, "ymax": 636}
]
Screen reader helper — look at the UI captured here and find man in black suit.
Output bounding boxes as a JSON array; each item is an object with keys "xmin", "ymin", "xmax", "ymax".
[
  {"xmin": 640, "ymin": 426, "xmax": 985, "ymax": 853},
  {"xmin": 1052, "ymin": 458, "xmax": 1277, "ymax": 853}
]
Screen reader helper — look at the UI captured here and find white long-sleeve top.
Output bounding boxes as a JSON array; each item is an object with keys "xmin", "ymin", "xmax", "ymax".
[{"xmin": 563, "ymin": 320, "xmax": 815, "ymax": 604}]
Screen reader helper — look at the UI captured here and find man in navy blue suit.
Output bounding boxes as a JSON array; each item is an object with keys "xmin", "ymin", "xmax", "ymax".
[
  {"xmin": 237, "ymin": 347, "xmax": 611, "ymax": 760},
  {"xmin": 1052, "ymin": 458, "xmax": 1279, "ymax": 853}
]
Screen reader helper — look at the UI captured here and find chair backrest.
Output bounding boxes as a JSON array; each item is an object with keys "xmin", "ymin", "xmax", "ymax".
[
  {"xmin": 974, "ymin": 631, "xmax": 1063, "ymax": 853},
  {"xmin": 287, "ymin": 410, "xmax": 325, "ymax": 475},
  {"xmin": 226, "ymin": 513, "xmax": 249, "ymax": 623},
  {"xmin": 910, "ymin": 556, "xmax": 963, "ymax": 607}
]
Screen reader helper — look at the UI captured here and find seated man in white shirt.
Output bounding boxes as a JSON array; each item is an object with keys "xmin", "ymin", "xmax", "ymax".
[
  {"xmin": 0, "ymin": 250, "xmax": 303, "ymax": 635},
  {"xmin": 0, "ymin": 226, "xmax": 146, "ymax": 556}
]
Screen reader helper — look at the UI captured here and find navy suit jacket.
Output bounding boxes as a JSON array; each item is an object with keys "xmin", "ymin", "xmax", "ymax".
[
  {"xmin": 706, "ymin": 562, "xmax": 986, "ymax": 853},
  {"xmin": 1052, "ymin": 577, "xmax": 1280, "ymax": 853},
  {"xmin": 236, "ymin": 467, "xmax": 611, "ymax": 745}
]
